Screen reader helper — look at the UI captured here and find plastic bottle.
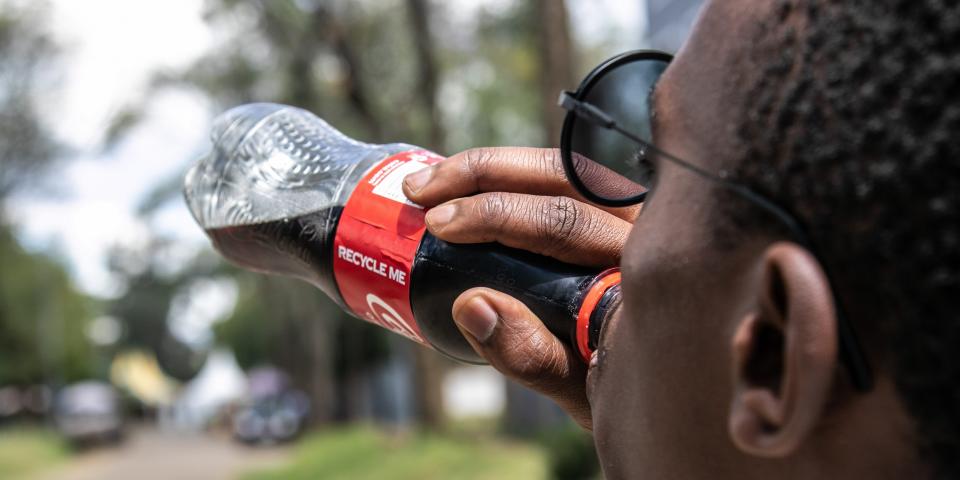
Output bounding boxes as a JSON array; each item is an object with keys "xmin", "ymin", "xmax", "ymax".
[{"xmin": 184, "ymin": 103, "xmax": 622, "ymax": 364}]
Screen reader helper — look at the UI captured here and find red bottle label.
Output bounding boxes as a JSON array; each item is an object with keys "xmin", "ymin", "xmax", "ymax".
[{"xmin": 332, "ymin": 149, "xmax": 444, "ymax": 345}]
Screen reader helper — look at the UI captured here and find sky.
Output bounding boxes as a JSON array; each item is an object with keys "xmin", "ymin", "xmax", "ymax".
[
  {"xmin": 6, "ymin": 0, "xmax": 647, "ymax": 347},
  {"xmin": 9, "ymin": 0, "xmax": 215, "ymax": 297}
]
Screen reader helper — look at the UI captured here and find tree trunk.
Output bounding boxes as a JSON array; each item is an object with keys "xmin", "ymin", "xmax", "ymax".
[
  {"xmin": 535, "ymin": 0, "xmax": 575, "ymax": 147},
  {"xmin": 302, "ymin": 295, "xmax": 336, "ymax": 425},
  {"xmin": 405, "ymin": 0, "xmax": 448, "ymax": 430},
  {"xmin": 406, "ymin": 0, "xmax": 446, "ymax": 152},
  {"xmin": 331, "ymin": 32, "xmax": 384, "ymax": 142},
  {"xmin": 411, "ymin": 348, "xmax": 445, "ymax": 429},
  {"xmin": 307, "ymin": 5, "xmax": 384, "ymax": 141},
  {"xmin": 263, "ymin": 277, "xmax": 336, "ymax": 426}
]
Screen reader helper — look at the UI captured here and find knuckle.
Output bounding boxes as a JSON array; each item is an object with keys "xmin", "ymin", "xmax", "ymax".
[
  {"xmin": 539, "ymin": 196, "xmax": 589, "ymax": 253},
  {"xmin": 475, "ymin": 192, "xmax": 514, "ymax": 228},
  {"xmin": 499, "ymin": 328, "xmax": 568, "ymax": 384},
  {"xmin": 481, "ymin": 304, "xmax": 575, "ymax": 396},
  {"xmin": 462, "ymin": 147, "xmax": 496, "ymax": 182}
]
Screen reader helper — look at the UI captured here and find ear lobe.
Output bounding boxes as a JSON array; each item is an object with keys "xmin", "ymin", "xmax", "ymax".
[{"xmin": 728, "ymin": 242, "xmax": 839, "ymax": 458}]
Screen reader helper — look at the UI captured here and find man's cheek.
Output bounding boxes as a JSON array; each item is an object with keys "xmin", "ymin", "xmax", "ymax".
[{"xmin": 589, "ymin": 316, "xmax": 654, "ymax": 478}]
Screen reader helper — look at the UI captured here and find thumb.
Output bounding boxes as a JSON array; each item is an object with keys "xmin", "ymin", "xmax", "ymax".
[{"xmin": 452, "ymin": 287, "xmax": 592, "ymax": 429}]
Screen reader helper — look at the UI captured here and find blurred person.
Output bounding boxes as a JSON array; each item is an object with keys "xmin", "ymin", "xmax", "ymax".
[{"xmin": 403, "ymin": 0, "xmax": 958, "ymax": 478}]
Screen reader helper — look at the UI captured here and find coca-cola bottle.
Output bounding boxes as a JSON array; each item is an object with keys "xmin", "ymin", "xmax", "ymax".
[{"xmin": 184, "ymin": 103, "xmax": 621, "ymax": 364}]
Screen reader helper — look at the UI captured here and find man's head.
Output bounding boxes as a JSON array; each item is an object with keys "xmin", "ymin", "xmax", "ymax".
[{"xmin": 593, "ymin": 0, "xmax": 958, "ymax": 477}]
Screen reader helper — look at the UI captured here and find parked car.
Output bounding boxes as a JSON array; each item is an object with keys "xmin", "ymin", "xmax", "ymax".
[{"xmin": 53, "ymin": 381, "xmax": 124, "ymax": 447}]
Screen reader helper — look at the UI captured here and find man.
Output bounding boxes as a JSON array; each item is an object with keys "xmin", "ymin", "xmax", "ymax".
[{"xmin": 404, "ymin": 0, "xmax": 955, "ymax": 478}]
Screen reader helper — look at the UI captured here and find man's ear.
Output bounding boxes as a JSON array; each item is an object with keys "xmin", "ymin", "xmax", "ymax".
[{"xmin": 728, "ymin": 242, "xmax": 838, "ymax": 458}]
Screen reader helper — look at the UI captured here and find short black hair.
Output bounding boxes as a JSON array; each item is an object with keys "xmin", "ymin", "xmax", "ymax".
[{"xmin": 725, "ymin": 0, "xmax": 960, "ymax": 476}]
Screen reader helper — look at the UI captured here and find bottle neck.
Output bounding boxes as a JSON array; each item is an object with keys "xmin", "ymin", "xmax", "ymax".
[{"xmin": 575, "ymin": 268, "xmax": 622, "ymax": 362}]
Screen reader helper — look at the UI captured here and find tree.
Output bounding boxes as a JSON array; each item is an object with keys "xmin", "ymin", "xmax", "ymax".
[
  {"xmin": 402, "ymin": 0, "xmax": 449, "ymax": 429},
  {"xmin": 0, "ymin": 226, "xmax": 96, "ymax": 385},
  {"xmin": 0, "ymin": 3, "xmax": 96, "ymax": 387},
  {"xmin": 106, "ymin": 240, "xmax": 217, "ymax": 382},
  {"xmin": 535, "ymin": 0, "xmax": 575, "ymax": 147},
  {"xmin": 0, "ymin": 3, "xmax": 64, "ymax": 207},
  {"xmin": 213, "ymin": 271, "xmax": 384, "ymax": 425},
  {"xmin": 406, "ymin": 0, "xmax": 445, "ymax": 150}
]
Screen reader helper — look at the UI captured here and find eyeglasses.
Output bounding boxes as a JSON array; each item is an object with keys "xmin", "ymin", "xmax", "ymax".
[{"xmin": 558, "ymin": 50, "xmax": 874, "ymax": 392}]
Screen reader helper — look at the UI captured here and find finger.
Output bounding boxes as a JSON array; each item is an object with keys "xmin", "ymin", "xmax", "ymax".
[
  {"xmin": 425, "ymin": 192, "xmax": 631, "ymax": 267},
  {"xmin": 452, "ymin": 287, "xmax": 592, "ymax": 430},
  {"xmin": 403, "ymin": 147, "xmax": 639, "ymax": 221}
]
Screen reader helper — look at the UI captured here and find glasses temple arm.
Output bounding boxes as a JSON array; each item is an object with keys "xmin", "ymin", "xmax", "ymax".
[
  {"xmin": 559, "ymin": 91, "xmax": 616, "ymax": 128},
  {"xmin": 720, "ymin": 184, "xmax": 874, "ymax": 391}
]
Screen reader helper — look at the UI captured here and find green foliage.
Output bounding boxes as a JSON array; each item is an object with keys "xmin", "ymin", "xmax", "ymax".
[
  {"xmin": 0, "ymin": 3, "xmax": 95, "ymax": 387},
  {"xmin": 538, "ymin": 425, "xmax": 600, "ymax": 480},
  {"xmin": 430, "ymin": 1, "xmax": 544, "ymax": 151},
  {"xmin": 106, "ymin": 242, "xmax": 223, "ymax": 382},
  {"xmin": 213, "ymin": 272, "xmax": 277, "ymax": 370},
  {"xmin": 151, "ymin": 0, "xmax": 546, "ymax": 154},
  {"xmin": 0, "ymin": 2, "xmax": 64, "ymax": 202},
  {"xmin": 0, "ymin": 427, "xmax": 69, "ymax": 478},
  {"xmin": 0, "ymin": 226, "xmax": 97, "ymax": 385},
  {"xmin": 214, "ymin": 271, "xmax": 389, "ymax": 376},
  {"xmin": 243, "ymin": 425, "xmax": 547, "ymax": 480}
]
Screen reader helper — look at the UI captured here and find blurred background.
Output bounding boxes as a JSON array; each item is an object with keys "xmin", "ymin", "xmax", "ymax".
[{"xmin": 0, "ymin": 0, "xmax": 700, "ymax": 478}]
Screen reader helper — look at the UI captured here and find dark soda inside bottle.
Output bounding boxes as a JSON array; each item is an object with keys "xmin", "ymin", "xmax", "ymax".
[
  {"xmin": 205, "ymin": 207, "xmax": 346, "ymax": 306},
  {"xmin": 205, "ymin": 206, "xmax": 611, "ymax": 363}
]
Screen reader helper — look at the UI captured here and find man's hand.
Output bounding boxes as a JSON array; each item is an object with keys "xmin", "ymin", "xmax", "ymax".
[{"xmin": 403, "ymin": 147, "xmax": 635, "ymax": 430}]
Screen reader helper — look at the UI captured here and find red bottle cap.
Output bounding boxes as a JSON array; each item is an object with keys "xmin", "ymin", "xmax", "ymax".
[{"xmin": 575, "ymin": 268, "xmax": 621, "ymax": 363}]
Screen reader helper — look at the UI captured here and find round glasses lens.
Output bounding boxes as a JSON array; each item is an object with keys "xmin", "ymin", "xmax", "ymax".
[{"xmin": 569, "ymin": 57, "xmax": 669, "ymax": 201}]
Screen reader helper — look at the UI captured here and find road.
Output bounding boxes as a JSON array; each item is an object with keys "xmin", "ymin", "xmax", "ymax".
[{"xmin": 34, "ymin": 427, "xmax": 290, "ymax": 480}]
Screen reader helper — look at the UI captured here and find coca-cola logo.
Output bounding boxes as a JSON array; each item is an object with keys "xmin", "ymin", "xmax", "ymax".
[{"xmin": 366, "ymin": 293, "xmax": 421, "ymax": 342}]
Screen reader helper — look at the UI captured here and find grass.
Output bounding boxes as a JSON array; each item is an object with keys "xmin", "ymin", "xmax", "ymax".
[
  {"xmin": 0, "ymin": 426, "xmax": 70, "ymax": 478},
  {"xmin": 243, "ymin": 425, "xmax": 548, "ymax": 480}
]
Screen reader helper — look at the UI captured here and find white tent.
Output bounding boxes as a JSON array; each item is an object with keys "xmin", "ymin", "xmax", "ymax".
[{"xmin": 166, "ymin": 349, "xmax": 247, "ymax": 430}]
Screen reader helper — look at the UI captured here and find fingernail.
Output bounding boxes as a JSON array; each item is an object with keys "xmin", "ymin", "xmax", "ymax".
[
  {"xmin": 455, "ymin": 296, "xmax": 498, "ymax": 342},
  {"xmin": 426, "ymin": 203, "xmax": 456, "ymax": 227},
  {"xmin": 404, "ymin": 166, "xmax": 434, "ymax": 193}
]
